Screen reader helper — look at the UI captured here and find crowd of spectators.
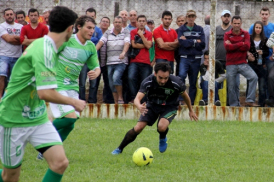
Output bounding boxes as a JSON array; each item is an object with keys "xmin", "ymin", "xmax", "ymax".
[{"xmin": 1, "ymin": 6, "xmax": 274, "ymax": 107}]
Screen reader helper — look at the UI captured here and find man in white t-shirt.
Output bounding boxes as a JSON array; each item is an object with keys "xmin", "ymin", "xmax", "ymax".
[{"xmin": 0, "ymin": 8, "xmax": 23, "ymax": 98}]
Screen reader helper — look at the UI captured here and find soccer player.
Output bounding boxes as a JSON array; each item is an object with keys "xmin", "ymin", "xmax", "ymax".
[
  {"xmin": 37, "ymin": 15, "xmax": 101, "ymax": 160},
  {"xmin": 112, "ymin": 62, "xmax": 198, "ymax": 155},
  {"xmin": 0, "ymin": 6, "xmax": 82, "ymax": 182}
]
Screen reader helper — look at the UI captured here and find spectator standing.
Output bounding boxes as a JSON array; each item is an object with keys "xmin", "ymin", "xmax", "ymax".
[
  {"xmin": 96, "ymin": 16, "xmax": 130, "ymax": 104},
  {"xmin": 147, "ymin": 19, "xmax": 155, "ymax": 32},
  {"xmin": 247, "ymin": 21, "xmax": 269, "ymax": 107},
  {"xmin": 42, "ymin": 10, "xmax": 50, "ymax": 26},
  {"xmin": 199, "ymin": 51, "xmax": 226, "ymax": 106},
  {"xmin": 127, "ymin": 10, "xmax": 150, "ymax": 32},
  {"xmin": 0, "ymin": 8, "xmax": 22, "ymax": 98},
  {"xmin": 79, "ymin": 7, "xmax": 103, "ymax": 103},
  {"xmin": 175, "ymin": 15, "xmax": 186, "ymax": 76},
  {"xmin": 128, "ymin": 15, "xmax": 152, "ymax": 102},
  {"xmin": 224, "ymin": 15, "xmax": 258, "ymax": 107},
  {"xmin": 216, "ymin": 10, "xmax": 232, "ymax": 69},
  {"xmin": 20, "ymin": 8, "xmax": 49, "ymax": 50},
  {"xmin": 16, "ymin": 10, "xmax": 27, "ymax": 26},
  {"xmin": 119, "ymin": 10, "xmax": 128, "ymax": 28},
  {"xmin": 201, "ymin": 15, "xmax": 210, "ymax": 64},
  {"xmin": 98, "ymin": 16, "xmax": 114, "ymax": 103},
  {"xmin": 178, "ymin": 10, "xmax": 205, "ymax": 105},
  {"xmin": 154, "ymin": 10, "xmax": 178, "ymax": 74}
]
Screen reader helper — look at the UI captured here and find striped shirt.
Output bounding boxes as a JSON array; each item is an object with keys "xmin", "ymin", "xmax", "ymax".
[{"xmin": 100, "ymin": 28, "xmax": 130, "ymax": 65}]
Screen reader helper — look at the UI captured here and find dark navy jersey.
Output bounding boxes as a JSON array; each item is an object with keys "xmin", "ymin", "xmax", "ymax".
[{"xmin": 139, "ymin": 74, "xmax": 186, "ymax": 106}]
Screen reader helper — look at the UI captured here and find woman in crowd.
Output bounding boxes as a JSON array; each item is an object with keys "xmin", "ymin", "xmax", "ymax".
[{"xmin": 247, "ymin": 21, "xmax": 269, "ymax": 107}]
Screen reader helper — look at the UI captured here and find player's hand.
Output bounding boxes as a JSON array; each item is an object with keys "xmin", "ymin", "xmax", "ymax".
[
  {"xmin": 73, "ymin": 99, "xmax": 86, "ymax": 112},
  {"xmin": 137, "ymin": 29, "xmax": 144, "ymax": 37},
  {"xmin": 196, "ymin": 39, "xmax": 201, "ymax": 43},
  {"xmin": 189, "ymin": 111, "xmax": 198, "ymax": 121},
  {"xmin": 138, "ymin": 102, "xmax": 148, "ymax": 116},
  {"xmin": 87, "ymin": 70, "xmax": 98, "ymax": 80}
]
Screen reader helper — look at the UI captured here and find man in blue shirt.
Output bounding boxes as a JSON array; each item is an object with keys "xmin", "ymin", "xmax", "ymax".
[{"xmin": 79, "ymin": 7, "xmax": 103, "ymax": 103}]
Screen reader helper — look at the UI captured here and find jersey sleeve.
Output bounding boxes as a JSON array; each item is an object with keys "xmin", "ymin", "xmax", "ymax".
[
  {"xmin": 31, "ymin": 43, "xmax": 58, "ymax": 90},
  {"xmin": 86, "ymin": 44, "xmax": 100, "ymax": 70},
  {"xmin": 138, "ymin": 76, "xmax": 151, "ymax": 94}
]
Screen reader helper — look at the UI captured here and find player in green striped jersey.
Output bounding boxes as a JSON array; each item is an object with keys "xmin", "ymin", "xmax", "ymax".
[
  {"xmin": 0, "ymin": 6, "xmax": 85, "ymax": 182},
  {"xmin": 36, "ymin": 16, "xmax": 101, "ymax": 160}
]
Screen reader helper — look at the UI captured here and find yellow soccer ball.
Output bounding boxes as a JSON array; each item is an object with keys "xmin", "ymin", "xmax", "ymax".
[{"xmin": 132, "ymin": 147, "xmax": 153, "ymax": 166}]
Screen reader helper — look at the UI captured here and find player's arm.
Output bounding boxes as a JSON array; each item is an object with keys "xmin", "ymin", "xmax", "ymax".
[
  {"xmin": 131, "ymin": 39, "xmax": 145, "ymax": 49},
  {"xmin": 1, "ymin": 34, "xmax": 21, "ymax": 45},
  {"xmin": 134, "ymin": 92, "xmax": 148, "ymax": 116},
  {"xmin": 138, "ymin": 31, "xmax": 152, "ymax": 49},
  {"xmin": 180, "ymin": 91, "xmax": 198, "ymax": 121},
  {"xmin": 37, "ymin": 89, "xmax": 86, "ymax": 112},
  {"xmin": 87, "ymin": 67, "xmax": 101, "ymax": 80}
]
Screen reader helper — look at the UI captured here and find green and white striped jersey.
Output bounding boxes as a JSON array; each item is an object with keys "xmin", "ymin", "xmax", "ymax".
[
  {"xmin": 56, "ymin": 34, "xmax": 99, "ymax": 92},
  {"xmin": 0, "ymin": 36, "xmax": 59, "ymax": 127}
]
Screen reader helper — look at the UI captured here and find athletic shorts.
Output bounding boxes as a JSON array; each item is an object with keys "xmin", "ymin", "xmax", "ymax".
[
  {"xmin": 49, "ymin": 90, "xmax": 80, "ymax": 118},
  {"xmin": 0, "ymin": 122, "xmax": 62, "ymax": 169},
  {"xmin": 138, "ymin": 103, "xmax": 178, "ymax": 126}
]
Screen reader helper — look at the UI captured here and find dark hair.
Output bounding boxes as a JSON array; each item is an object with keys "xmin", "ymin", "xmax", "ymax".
[
  {"xmin": 28, "ymin": 8, "xmax": 39, "ymax": 16},
  {"xmin": 251, "ymin": 21, "xmax": 266, "ymax": 41},
  {"xmin": 114, "ymin": 15, "xmax": 123, "ymax": 21},
  {"xmin": 86, "ymin": 7, "xmax": 96, "ymax": 16},
  {"xmin": 16, "ymin": 10, "xmax": 25, "ymax": 18},
  {"xmin": 137, "ymin": 15, "xmax": 146, "ymax": 21},
  {"xmin": 3, "ymin": 8, "xmax": 13, "ymax": 15},
  {"xmin": 49, "ymin": 6, "xmax": 78, "ymax": 33},
  {"xmin": 260, "ymin": 7, "xmax": 270, "ymax": 14},
  {"xmin": 74, "ymin": 15, "xmax": 96, "ymax": 33},
  {"xmin": 154, "ymin": 62, "xmax": 171, "ymax": 74},
  {"xmin": 204, "ymin": 50, "xmax": 209, "ymax": 56},
  {"xmin": 204, "ymin": 16, "xmax": 210, "ymax": 25},
  {"xmin": 162, "ymin": 10, "xmax": 172, "ymax": 19},
  {"xmin": 100, "ymin": 16, "xmax": 110, "ymax": 23},
  {"xmin": 231, "ymin": 15, "xmax": 241, "ymax": 23}
]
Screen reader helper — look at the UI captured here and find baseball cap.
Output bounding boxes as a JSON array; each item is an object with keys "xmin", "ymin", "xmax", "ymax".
[
  {"xmin": 221, "ymin": 10, "xmax": 231, "ymax": 16},
  {"xmin": 147, "ymin": 19, "xmax": 154, "ymax": 24}
]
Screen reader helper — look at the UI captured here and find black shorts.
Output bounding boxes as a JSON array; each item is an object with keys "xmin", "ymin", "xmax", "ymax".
[{"xmin": 138, "ymin": 103, "xmax": 178, "ymax": 126}]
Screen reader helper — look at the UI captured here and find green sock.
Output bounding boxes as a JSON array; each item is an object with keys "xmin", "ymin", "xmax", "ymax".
[
  {"xmin": 53, "ymin": 118, "xmax": 77, "ymax": 130},
  {"xmin": 0, "ymin": 169, "xmax": 3, "ymax": 182},
  {"xmin": 58, "ymin": 123, "xmax": 75, "ymax": 142},
  {"xmin": 42, "ymin": 168, "xmax": 63, "ymax": 182}
]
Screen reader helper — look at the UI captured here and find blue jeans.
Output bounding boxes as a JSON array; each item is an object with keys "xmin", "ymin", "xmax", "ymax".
[
  {"xmin": 101, "ymin": 66, "xmax": 114, "ymax": 103},
  {"xmin": 155, "ymin": 59, "xmax": 174, "ymax": 74},
  {"xmin": 107, "ymin": 63, "xmax": 127, "ymax": 92},
  {"xmin": 201, "ymin": 80, "xmax": 221, "ymax": 102},
  {"xmin": 179, "ymin": 57, "xmax": 201, "ymax": 104},
  {"xmin": 247, "ymin": 64, "xmax": 267, "ymax": 107},
  {"xmin": 226, "ymin": 64, "xmax": 258, "ymax": 106},
  {"xmin": 128, "ymin": 63, "xmax": 152, "ymax": 100},
  {"xmin": 0, "ymin": 56, "xmax": 18, "ymax": 79},
  {"xmin": 79, "ymin": 64, "xmax": 99, "ymax": 102}
]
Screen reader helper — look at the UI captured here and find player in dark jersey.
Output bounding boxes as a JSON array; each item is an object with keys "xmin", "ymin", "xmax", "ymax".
[{"xmin": 112, "ymin": 62, "xmax": 198, "ymax": 154}]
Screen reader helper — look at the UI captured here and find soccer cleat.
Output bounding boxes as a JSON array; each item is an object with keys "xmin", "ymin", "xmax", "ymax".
[
  {"xmin": 111, "ymin": 148, "xmax": 122, "ymax": 155},
  {"xmin": 215, "ymin": 100, "xmax": 221, "ymax": 106},
  {"xmin": 159, "ymin": 137, "xmax": 168, "ymax": 153},
  {"xmin": 37, "ymin": 153, "xmax": 44, "ymax": 160},
  {"xmin": 199, "ymin": 100, "xmax": 206, "ymax": 106}
]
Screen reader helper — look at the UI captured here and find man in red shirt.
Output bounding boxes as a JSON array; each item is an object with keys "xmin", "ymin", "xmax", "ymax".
[
  {"xmin": 20, "ymin": 8, "xmax": 48, "ymax": 50},
  {"xmin": 128, "ymin": 15, "xmax": 153, "ymax": 102},
  {"xmin": 153, "ymin": 10, "xmax": 178, "ymax": 74},
  {"xmin": 224, "ymin": 15, "xmax": 258, "ymax": 107}
]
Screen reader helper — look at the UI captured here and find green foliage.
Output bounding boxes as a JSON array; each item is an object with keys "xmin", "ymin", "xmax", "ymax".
[{"xmin": 3, "ymin": 119, "xmax": 274, "ymax": 182}]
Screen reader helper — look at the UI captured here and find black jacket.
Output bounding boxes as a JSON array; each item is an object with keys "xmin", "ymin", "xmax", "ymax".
[{"xmin": 249, "ymin": 37, "xmax": 269, "ymax": 65}]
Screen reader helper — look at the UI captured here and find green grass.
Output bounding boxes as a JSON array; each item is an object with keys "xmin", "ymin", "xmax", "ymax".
[{"xmin": 4, "ymin": 119, "xmax": 274, "ymax": 182}]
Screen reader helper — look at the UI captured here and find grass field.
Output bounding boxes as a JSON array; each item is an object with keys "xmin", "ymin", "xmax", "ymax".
[{"xmin": 3, "ymin": 119, "xmax": 274, "ymax": 182}]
